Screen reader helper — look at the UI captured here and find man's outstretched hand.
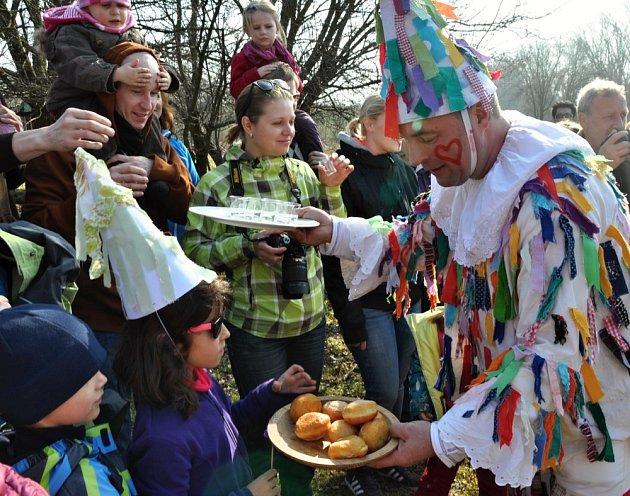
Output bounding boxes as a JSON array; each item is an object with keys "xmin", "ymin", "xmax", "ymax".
[
  {"xmin": 368, "ymin": 421, "xmax": 434, "ymax": 469},
  {"xmin": 290, "ymin": 207, "xmax": 333, "ymax": 246}
]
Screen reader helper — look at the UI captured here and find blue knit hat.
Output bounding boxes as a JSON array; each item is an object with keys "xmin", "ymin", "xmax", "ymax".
[{"xmin": 0, "ymin": 304, "xmax": 106, "ymax": 426}]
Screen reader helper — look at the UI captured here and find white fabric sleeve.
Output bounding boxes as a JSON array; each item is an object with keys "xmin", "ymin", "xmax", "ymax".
[
  {"xmin": 318, "ymin": 216, "xmax": 390, "ymax": 300},
  {"xmin": 430, "ymin": 421, "xmax": 466, "ymax": 468}
]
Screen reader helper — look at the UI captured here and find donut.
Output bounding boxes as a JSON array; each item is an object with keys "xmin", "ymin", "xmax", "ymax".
[
  {"xmin": 327, "ymin": 419, "xmax": 358, "ymax": 442},
  {"xmin": 328, "ymin": 435, "xmax": 369, "ymax": 459},
  {"xmin": 359, "ymin": 416, "xmax": 390, "ymax": 452},
  {"xmin": 290, "ymin": 393, "xmax": 322, "ymax": 423},
  {"xmin": 294, "ymin": 412, "xmax": 330, "ymax": 441},
  {"xmin": 322, "ymin": 400, "xmax": 347, "ymax": 422},
  {"xmin": 342, "ymin": 399, "xmax": 378, "ymax": 425}
]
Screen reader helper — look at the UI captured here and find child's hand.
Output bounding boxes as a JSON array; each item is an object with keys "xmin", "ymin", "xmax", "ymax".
[
  {"xmin": 0, "ymin": 295, "xmax": 11, "ymax": 311},
  {"xmin": 257, "ymin": 62, "xmax": 280, "ymax": 78},
  {"xmin": 0, "ymin": 105, "xmax": 23, "ymax": 132},
  {"xmin": 247, "ymin": 469, "xmax": 280, "ymax": 496},
  {"xmin": 317, "ymin": 152, "xmax": 354, "ymax": 187},
  {"xmin": 272, "ymin": 364, "xmax": 316, "ymax": 394},
  {"xmin": 157, "ymin": 65, "xmax": 172, "ymax": 91},
  {"xmin": 114, "ymin": 59, "xmax": 153, "ymax": 88}
]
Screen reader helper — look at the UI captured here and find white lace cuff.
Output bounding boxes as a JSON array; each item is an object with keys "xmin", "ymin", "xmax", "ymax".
[
  {"xmin": 431, "ymin": 422, "xmax": 465, "ymax": 468},
  {"xmin": 434, "ymin": 380, "xmax": 537, "ymax": 488}
]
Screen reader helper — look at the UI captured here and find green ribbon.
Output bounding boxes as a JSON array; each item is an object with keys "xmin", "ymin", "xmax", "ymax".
[
  {"xmin": 536, "ymin": 267, "xmax": 563, "ymax": 321},
  {"xmin": 587, "ymin": 402, "xmax": 615, "ymax": 462},
  {"xmin": 494, "ymin": 257, "xmax": 515, "ymax": 322},
  {"xmin": 385, "ymin": 39, "xmax": 407, "ymax": 94},
  {"xmin": 582, "ymin": 233, "xmax": 599, "ymax": 290},
  {"xmin": 409, "ymin": 34, "xmax": 438, "ymax": 79},
  {"xmin": 484, "ymin": 349, "xmax": 525, "ymax": 395}
]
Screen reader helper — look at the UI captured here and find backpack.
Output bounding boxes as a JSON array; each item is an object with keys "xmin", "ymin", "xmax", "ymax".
[{"xmin": 0, "ymin": 221, "xmax": 79, "ymax": 311}]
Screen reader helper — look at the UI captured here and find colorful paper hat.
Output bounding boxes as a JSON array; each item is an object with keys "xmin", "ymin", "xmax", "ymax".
[
  {"xmin": 377, "ymin": 0, "xmax": 497, "ymax": 135},
  {"xmin": 73, "ymin": 148, "xmax": 216, "ymax": 320}
]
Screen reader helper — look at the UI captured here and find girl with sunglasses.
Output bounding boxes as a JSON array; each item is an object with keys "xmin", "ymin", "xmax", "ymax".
[
  {"xmin": 114, "ymin": 279, "xmax": 317, "ymax": 496},
  {"xmin": 184, "ymin": 79, "xmax": 352, "ymax": 494}
]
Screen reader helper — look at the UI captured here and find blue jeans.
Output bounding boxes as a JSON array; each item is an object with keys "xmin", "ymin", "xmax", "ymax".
[
  {"xmin": 226, "ymin": 319, "xmax": 326, "ymax": 397},
  {"xmin": 350, "ymin": 307, "xmax": 418, "ymax": 419},
  {"xmin": 226, "ymin": 319, "xmax": 326, "ymax": 496}
]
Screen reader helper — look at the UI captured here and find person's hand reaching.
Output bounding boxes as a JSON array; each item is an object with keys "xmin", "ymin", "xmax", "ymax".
[
  {"xmin": 290, "ymin": 207, "xmax": 333, "ymax": 247},
  {"xmin": 368, "ymin": 421, "xmax": 434, "ymax": 469},
  {"xmin": 272, "ymin": 364, "xmax": 317, "ymax": 394},
  {"xmin": 316, "ymin": 152, "xmax": 354, "ymax": 187}
]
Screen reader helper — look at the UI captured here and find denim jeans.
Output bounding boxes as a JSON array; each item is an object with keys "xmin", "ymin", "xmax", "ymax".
[
  {"xmin": 350, "ymin": 306, "xmax": 418, "ymax": 419},
  {"xmin": 226, "ymin": 318, "xmax": 326, "ymax": 496}
]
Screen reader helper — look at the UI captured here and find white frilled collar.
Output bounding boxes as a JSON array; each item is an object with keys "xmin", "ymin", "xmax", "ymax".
[{"xmin": 430, "ymin": 111, "xmax": 593, "ymax": 267}]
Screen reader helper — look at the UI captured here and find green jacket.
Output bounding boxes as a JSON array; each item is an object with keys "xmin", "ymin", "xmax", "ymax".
[{"xmin": 184, "ymin": 145, "xmax": 345, "ymax": 338}]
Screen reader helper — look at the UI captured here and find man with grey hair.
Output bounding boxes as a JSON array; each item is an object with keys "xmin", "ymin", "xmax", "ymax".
[{"xmin": 577, "ymin": 78, "xmax": 630, "ymax": 195}]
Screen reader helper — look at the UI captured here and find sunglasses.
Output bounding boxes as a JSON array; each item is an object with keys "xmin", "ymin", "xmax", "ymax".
[
  {"xmin": 187, "ymin": 315, "xmax": 225, "ymax": 339},
  {"xmin": 244, "ymin": 79, "xmax": 291, "ymax": 112}
]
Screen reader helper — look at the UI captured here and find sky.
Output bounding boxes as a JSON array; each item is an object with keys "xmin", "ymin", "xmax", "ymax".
[{"xmin": 461, "ymin": 0, "xmax": 629, "ymax": 54}]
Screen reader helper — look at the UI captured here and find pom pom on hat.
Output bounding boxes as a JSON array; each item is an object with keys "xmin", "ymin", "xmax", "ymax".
[
  {"xmin": 77, "ymin": 0, "xmax": 131, "ymax": 9},
  {"xmin": 0, "ymin": 304, "xmax": 106, "ymax": 426},
  {"xmin": 377, "ymin": 0, "xmax": 497, "ymax": 134}
]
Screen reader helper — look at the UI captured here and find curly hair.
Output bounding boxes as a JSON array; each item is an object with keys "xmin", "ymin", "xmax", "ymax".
[{"xmin": 114, "ymin": 278, "xmax": 232, "ymax": 418}]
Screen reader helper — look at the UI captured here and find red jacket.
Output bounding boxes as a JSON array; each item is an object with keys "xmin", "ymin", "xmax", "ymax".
[{"xmin": 229, "ymin": 50, "xmax": 303, "ymax": 99}]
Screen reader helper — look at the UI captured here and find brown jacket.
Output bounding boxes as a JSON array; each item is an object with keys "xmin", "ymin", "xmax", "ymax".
[{"xmin": 22, "ymin": 97, "xmax": 193, "ymax": 332}]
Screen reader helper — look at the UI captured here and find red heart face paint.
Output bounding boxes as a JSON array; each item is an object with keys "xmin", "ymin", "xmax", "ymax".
[{"xmin": 434, "ymin": 139, "xmax": 463, "ymax": 165}]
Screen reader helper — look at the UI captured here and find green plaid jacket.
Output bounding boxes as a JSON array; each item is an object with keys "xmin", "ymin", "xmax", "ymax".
[{"xmin": 184, "ymin": 145, "xmax": 346, "ymax": 338}]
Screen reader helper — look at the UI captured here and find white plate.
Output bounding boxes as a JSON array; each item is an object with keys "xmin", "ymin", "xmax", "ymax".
[{"xmin": 189, "ymin": 206, "xmax": 320, "ymax": 230}]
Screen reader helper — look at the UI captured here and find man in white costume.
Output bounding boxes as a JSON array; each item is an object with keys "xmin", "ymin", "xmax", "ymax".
[{"xmin": 295, "ymin": 1, "xmax": 630, "ymax": 494}]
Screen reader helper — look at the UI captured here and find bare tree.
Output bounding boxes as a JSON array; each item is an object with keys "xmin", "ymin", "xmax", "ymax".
[
  {"xmin": 574, "ymin": 11, "xmax": 630, "ymax": 90},
  {"xmin": 0, "ymin": 0, "xmax": 51, "ymax": 122},
  {"xmin": 493, "ymin": 6, "xmax": 630, "ymax": 120}
]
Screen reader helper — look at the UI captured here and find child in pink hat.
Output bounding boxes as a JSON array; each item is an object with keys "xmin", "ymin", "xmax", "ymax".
[{"xmin": 41, "ymin": 0, "xmax": 178, "ymax": 119}]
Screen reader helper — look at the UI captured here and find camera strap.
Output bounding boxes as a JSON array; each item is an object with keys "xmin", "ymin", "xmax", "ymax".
[
  {"xmin": 229, "ymin": 160, "xmax": 245, "ymax": 197},
  {"xmin": 283, "ymin": 159, "xmax": 302, "ymax": 206}
]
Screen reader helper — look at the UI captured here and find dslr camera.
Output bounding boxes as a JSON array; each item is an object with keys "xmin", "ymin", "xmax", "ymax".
[
  {"xmin": 267, "ymin": 233, "xmax": 309, "ymax": 299},
  {"xmin": 603, "ymin": 129, "xmax": 630, "ymax": 169}
]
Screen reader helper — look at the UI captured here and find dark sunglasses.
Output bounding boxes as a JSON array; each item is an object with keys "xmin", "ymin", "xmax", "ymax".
[
  {"xmin": 187, "ymin": 315, "xmax": 224, "ymax": 339},
  {"xmin": 244, "ymin": 79, "xmax": 291, "ymax": 111}
]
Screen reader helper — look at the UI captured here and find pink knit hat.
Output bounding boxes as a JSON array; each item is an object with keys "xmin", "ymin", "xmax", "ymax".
[{"xmin": 78, "ymin": 0, "xmax": 131, "ymax": 8}]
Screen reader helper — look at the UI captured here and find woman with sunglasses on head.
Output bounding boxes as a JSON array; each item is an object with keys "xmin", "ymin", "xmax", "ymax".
[
  {"xmin": 114, "ymin": 279, "xmax": 317, "ymax": 496},
  {"xmin": 184, "ymin": 79, "xmax": 352, "ymax": 495}
]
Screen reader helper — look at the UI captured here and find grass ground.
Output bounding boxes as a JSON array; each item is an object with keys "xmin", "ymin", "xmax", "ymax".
[{"xmin": 216, "ymin": 323, "xmax": 478, "ymax": 496}]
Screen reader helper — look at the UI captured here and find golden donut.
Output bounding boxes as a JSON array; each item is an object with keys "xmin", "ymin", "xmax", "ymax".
[
  {"xmin": 322, "ymin": 400, "xmax": 348, "ymax": 422},
  {"xmin": 327, "ymin": 419, "xmax": 358, "ymax": 442},
  {"xmin": 359, "ymin": 416, "xmax": 390, "ymax": 452},
  {"xmin": 328, "ymin": 435, "xmax": 369, "ymax": 459},
  {"xmin": 342, "ymin": 399, "xmax": 378, "ymax": 425},
  {"xmin": 290, "ymin": 393, "xmax": 322, "ymax": 423},
  {"xmin": 294, "ymin": 412, "xmax": 330, "ymax": 441}
]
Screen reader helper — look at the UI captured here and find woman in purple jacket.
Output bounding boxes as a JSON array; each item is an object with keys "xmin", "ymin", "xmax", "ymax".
[{"xmin": 114, "ymin": 279, "xmax": 317, "ymax": 496}]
